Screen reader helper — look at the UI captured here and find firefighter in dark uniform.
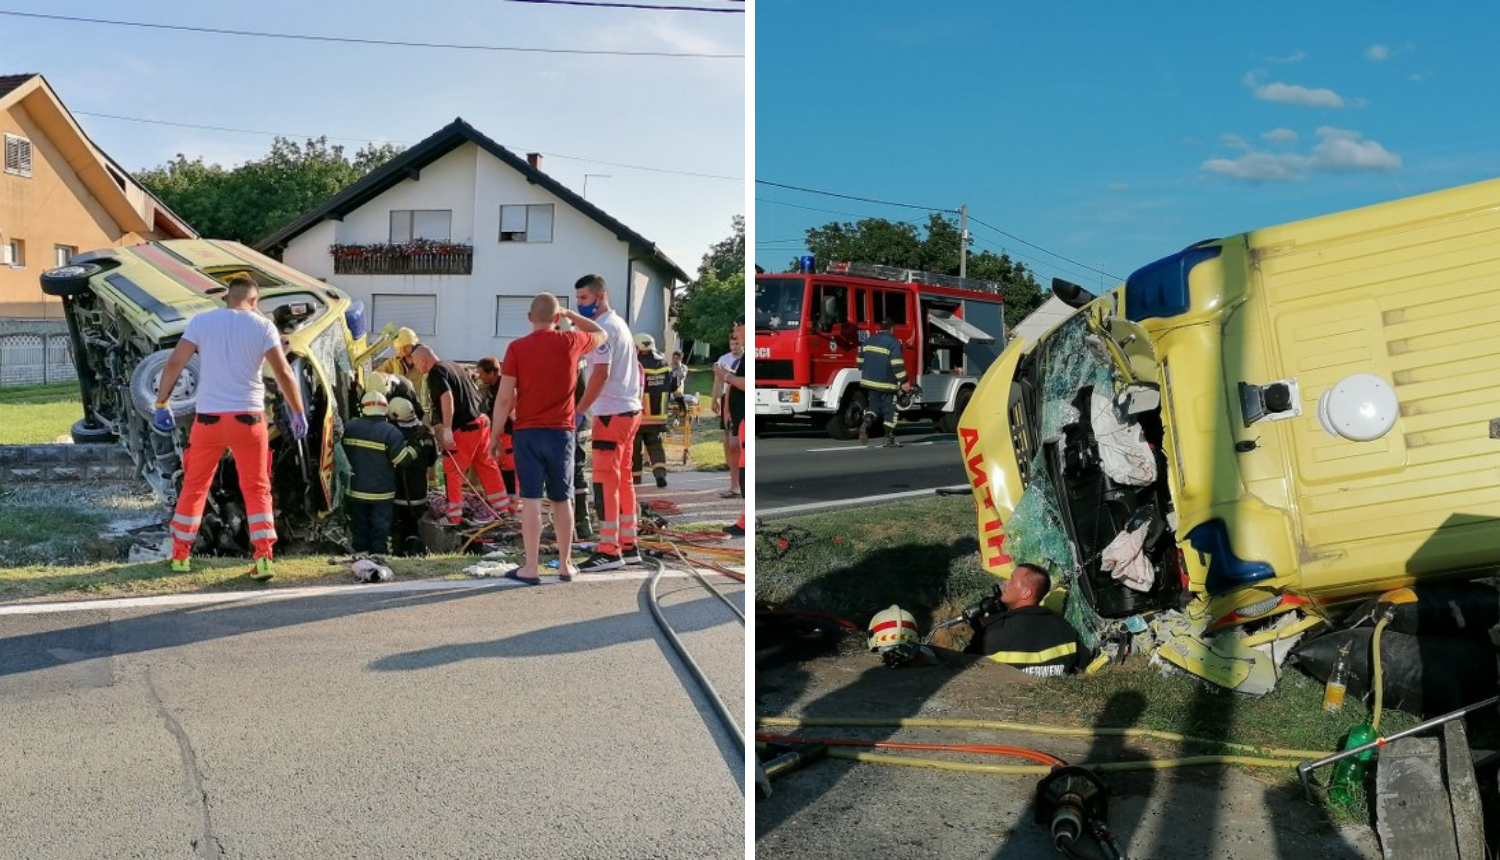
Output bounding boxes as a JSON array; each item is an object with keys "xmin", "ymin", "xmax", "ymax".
[
  {"xmin": 387, "ymin": 396, "xmax": 437, "ymax": 556},
  {"xmin": 856, "ymin": 317, "xmax": 911, "ymax": 448},
  {"xmin": 632, "ymin": 333, "xmax": 672, "ymax": 488},
  {"xmin": 342, "ymin": 391, "xmax": 417, "ymax": 556},
  {"xmin": 964, "ymin": 563, "xmax": 1084, "ymax": 676}
]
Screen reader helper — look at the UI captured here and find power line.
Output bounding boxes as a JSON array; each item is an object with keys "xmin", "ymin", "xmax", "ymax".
[
  {"xmin": 755, "ymin": 179, "xmax": 954, "ymax": 213},
  {"xmin": 500, "ymin": 0, "xmax": 743, "ymax": 10},
  {"xmin": 966, "ymin": 215, "xmax": 1122, "ymax": 282},
  {"xmin": 0, "ymin": 10, "xmax": 744, "ymax": 58},
  {"xmin": 73, "ymin": 110, "xmax": 741, "ymax": 181}
]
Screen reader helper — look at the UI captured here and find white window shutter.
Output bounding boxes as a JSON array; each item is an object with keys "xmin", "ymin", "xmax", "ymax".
[{"xmin": 371, "ymin": 294, "xmax": 437, "ymax": 337}]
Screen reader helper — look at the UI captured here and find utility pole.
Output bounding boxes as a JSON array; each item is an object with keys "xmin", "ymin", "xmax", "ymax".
[{"xmin": 959, "ymin": 204, "xmax": 969, "ymax": 278}]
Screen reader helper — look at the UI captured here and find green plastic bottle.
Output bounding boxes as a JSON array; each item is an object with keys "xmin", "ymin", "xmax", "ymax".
[{"xmin": 1329, "ymin": 722, "xmax": 1377, "ymax": 806}]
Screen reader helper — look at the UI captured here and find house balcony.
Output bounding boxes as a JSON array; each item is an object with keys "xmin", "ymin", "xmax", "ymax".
[{"xmin": 330, "ymin": 242, "xmax": 474, "ymax": 276}]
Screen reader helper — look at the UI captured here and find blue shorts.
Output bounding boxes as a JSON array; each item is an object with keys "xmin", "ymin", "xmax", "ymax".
[{"xmin": 513, "ymin": 428, "xmax": 575, "ymax": 502}]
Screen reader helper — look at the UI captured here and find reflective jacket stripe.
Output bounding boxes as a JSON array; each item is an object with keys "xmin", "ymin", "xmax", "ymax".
[
  {"xmin": 346, "ymin": 439, "xmax": 386, "ymax": 451},
  {"xmin": 349, "ymin": 490, "xmax": 397, "ymax": 501},
  {"xmin": 985, "ymin": 642, "xmax": 1078, "ymax": 665}
]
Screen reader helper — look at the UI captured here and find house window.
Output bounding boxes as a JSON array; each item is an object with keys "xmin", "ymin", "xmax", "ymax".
[
  {"xmin": 371, "ymin": 294, "xmax": 437, "ymax": 337},
  {"xmin": 55, "ymin": 245, "xmax": 77, "ymax": 267},
  {"xmin": 499, "ymin": 204, "xmax": 554, "ymax": 243},
  {"xmin": 495, "ymin": 295, "xmax": 569, "ymax": 338},
  {"xmin": 389, "ymin": 210, "xmax": 452, "ymax": 243},
  {"xmin": 4, "ymin": 134, "xmax": 32, "ymax": 177},
  {"xmin": 3, "ymin": 239, "xmax": 25, "ymax": 267}
]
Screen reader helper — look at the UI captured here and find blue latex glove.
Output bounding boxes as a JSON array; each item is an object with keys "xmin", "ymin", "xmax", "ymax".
[
  {"xmin": 151, "ymin": 406, "xmax": 175, "ymax": 434},
  {"xmin": 289, "ymin": 411, "xmax": 309, "ymax": 441}
]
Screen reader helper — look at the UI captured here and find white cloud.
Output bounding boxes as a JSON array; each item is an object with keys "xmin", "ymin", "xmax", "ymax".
[
  {"xmin": 1107, "ymin": 182, "xmax": 1130, "ymax": 192},
  {"xmin": 1307, "ymin": 126, "xmax": 1402, "ymax": 171},
  {"xmin": 1265, "ymin": 51, "xmax": 1306, "ymax": 64},
  {"xmin": 1201, "ymin": 127, "xmax": 1400, "ymax": 181},
  {"xmin": 1365, "ymin": 44, "xmax": 1390, "ymax": 62},
  {"xmin": 1220, "ymin": 133, "xmax": 1251, "ymax": 151},
  {"xmin": 1249, "ymin": 79, "xmax": 1346, "ymax": 108},
  {"xmin": 1202, "ymin": 152, "xmax": 1309, "ymax": 182}
]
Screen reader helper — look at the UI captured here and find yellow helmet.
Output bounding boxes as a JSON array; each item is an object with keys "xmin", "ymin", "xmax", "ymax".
[
  {"xmin": 867, "ymin": 605, "xmax": 920, "ymax": 651},
  {"xmin": 360, "ymin": 390, "xmax": 389, "ymax": 416},
  {"xmin": 387, "ymin": 396, "xmax": 416, "ymax": 423},
  {"xmin": 394, "ymin": 327, "xmax": 419, "ymax": 355}
]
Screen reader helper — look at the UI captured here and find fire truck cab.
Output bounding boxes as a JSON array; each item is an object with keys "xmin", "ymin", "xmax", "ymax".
[{"xmin": 754, "ymin": 262, "xmax": 1006, "ymax": 439}]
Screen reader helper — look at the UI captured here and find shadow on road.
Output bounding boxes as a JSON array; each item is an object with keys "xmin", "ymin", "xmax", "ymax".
[{"xmin": 0, "ymin": 586, "xmax": 494, "ymax": 681}]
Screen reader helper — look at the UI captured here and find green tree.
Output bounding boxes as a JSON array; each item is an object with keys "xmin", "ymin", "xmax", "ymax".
[
  {"xmin": 793, "ymin": 214, "xmax": 1045, "ymax": 323},
  {"xmin": 138, "ymin": 137, "xmax": 405, "ymax": 245},
  {"xmin": 675, "ymin": 270, "xmax": 745, "ymax": 354},
  {"xmin": 698, "ymin": 215, "xmax": 745, "ymax": 281}
]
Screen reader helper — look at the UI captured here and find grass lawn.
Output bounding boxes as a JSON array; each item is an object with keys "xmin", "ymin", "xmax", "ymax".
[
  {"xmin": 755, "ymin": 494, "xmax": 1446, "ymax": 822},
  {"xmin": 0, "ymin": 382, "xmax": 82, "ymax": 445}
]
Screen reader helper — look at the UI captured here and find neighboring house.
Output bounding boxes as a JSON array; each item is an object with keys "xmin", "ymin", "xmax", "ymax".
[
  {"xmin": 0, "ymin": 73, "xmax": 195, "ymax": 320},
  {"xmin": 258, "ymin": 118, "xmax": 689, "ymax": 363}
]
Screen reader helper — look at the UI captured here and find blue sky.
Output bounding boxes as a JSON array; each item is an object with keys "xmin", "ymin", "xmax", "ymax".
[
  {"xmin": 754, "ymin": 1, "xmax": 1500, "ymax": 292},
  {"xmin": 1, "ymin": 0, "xmax": 745, "ymax": 275}
]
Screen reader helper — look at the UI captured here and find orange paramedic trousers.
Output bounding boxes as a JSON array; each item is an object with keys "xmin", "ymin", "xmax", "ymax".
[
  {"xmin": 170, "ymin": 413, "xmax": 276, "ymax": 561},
  {"xmin": 441, "ymin": 415, "xmax": 511, "ymax": 524},
  {"xmin": 592, "ymin": 411, "xmax": 642, "ymax": 557}
]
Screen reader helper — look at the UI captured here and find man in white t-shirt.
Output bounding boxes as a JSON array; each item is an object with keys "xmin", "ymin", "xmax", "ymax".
[
  {"xmin": 573, "ymin": 274, "xmax": 644, "ymax": 572},
  {"xmin": 153, "ymin": 276, "xmax": 307, "ymax": 582}
]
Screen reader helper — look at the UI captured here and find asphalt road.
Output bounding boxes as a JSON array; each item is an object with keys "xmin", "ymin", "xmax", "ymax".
[
  {"xmin": 754, "ymin": 421, "xmax": 967, "ymax": 513},
  {"xmin": 0, "ymin": 574, "xmax": 745, "ymax": 859}
]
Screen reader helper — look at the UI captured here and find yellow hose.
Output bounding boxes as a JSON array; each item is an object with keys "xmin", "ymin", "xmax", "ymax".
[
  {"xmin": 757, "ymin": 716, "xmax": 1331, "ymax": 760},
  {"xmin": 1371, "ymin": 616, "xmax": 1390, "ymax": 732},
  {"xmin": 826, "ymin": 748, "xmax": 1308, "ymax": 773}
]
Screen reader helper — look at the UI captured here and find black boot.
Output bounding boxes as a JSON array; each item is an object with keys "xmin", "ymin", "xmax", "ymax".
[
  {"xmin": 858, "ymin": 415, "xmax": 872, "ymax": 446},
  {"xmin": 574, "ymin": 492, "xmax": 595, "ymax": 539},
  {"xmin": 654, "ymin": 467, "xmax": 668, "ymax": 488},
  {"xmin": 884, "ymin": 428, "xmax": 899, "ymax": 448}
]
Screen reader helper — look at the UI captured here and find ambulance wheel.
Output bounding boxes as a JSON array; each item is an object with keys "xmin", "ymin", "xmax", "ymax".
[
  {"xmin": 826, "ymin": 390, "xmax": 867, "ymax": 440},
  {"xmin": 71, "ymin": 417, "xmax": 116, "ymax": 444}
]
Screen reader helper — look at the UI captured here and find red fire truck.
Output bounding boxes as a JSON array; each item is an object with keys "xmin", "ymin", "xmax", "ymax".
[{"xmin": 754, "ymin": 262, "xmax": 1006, "ymax": 438}]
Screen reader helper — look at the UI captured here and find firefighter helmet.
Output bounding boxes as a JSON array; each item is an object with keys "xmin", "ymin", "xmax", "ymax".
[
  {"xmin": 360, "ymin": 390, "xmax": 389, "ymax": 416},
  {"xmin": 387, "ymin": 396, "xmax": 416, "ymax": 423},
  {"xmin": 867, "ymin": 604, "xmax": 920, "ymax": 652},
  {"xmin": 895, "ymin": 384, "xmax": 923, "ymax": 411},
  {"xmin": 634, "ymin": 332, "xmax": 655, "ymax": 350},
  {"xmin": 365, "ymin": 371, "xmax": 393, "ymax": 397},
  {"xmin": 393, "ymin": 327, "xmax": 419, "ymax": 356}
]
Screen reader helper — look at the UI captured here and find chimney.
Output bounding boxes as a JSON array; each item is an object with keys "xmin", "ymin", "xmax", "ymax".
[{"xmin": 526, "ymin": 152, "xmax": 542, "ymax": 171}]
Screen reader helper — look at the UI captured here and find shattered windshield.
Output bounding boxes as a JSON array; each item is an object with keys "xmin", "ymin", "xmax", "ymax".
[
  {"xmin": 1002, "ymin": 315, "xmax": 1117, "ymax": 577},
  {"xmin": 755, "ymin": 277, "xmax": 804, "ymax": 331}
]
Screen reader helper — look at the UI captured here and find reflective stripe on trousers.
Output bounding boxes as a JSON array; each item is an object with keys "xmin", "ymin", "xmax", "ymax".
[
  {"xmin": 591, "ymin": 411, "xmax": 642, "ymax": 556},
  {"xmin": 441, "ymin": 417, "xmax": 511, "ymax": 523}
]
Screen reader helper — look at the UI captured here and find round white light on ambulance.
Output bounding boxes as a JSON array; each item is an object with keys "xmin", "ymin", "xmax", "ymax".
[{"xmin": 1316, "ymin": 373, "xmax": 1398, "ymax": 441}]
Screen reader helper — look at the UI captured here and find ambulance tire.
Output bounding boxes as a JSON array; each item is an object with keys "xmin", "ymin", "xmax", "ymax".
[
  {"xmin": 939, "ymin": 386, "xmax": 973, "ymax": 434},
  {"xmin": 826, "ymin": 390, "xmax": 867, "ymax": 440}
]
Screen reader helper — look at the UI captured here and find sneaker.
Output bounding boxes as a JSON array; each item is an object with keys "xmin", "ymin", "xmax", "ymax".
[
  {"xmin": 620, "ymin": 548, "xmax": 643, "ymax": 565},
  {"xmin": 725, "ymin": 523, "xmax": 745, "ymax": 537},
  {"xmin": 170, "ymin": 558, "xmax": 191, "ymax": 573},
  {"xmin": 576, "ymin": 551, "xmax": 624, "ymax": 573},
  {"xmin": 249, "ymin": 557, "xmax": 274, "ymax": 582}
]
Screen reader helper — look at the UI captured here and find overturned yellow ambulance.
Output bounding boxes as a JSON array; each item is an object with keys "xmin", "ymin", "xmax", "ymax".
[{"xmin": 959, "ymin": 176, "xmax": 1500, "ymax": 689}]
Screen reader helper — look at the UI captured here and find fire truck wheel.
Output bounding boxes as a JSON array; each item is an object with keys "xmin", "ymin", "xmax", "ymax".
[
  {"xmin": 939, "ymin": 386, "xmax": 973, "ymax": 434},
  {"xmin": 826, "ymin": 390, "xmax": 868, "ymax": 440}
]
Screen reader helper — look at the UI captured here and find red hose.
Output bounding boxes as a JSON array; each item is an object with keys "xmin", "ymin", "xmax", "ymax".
[{"xmin": 756, "ymin": 732, "xmax": 1065, "ymax": 768}]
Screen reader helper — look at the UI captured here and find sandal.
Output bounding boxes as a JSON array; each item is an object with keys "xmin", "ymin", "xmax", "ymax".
[
  {"xmin": 503, "ymin": 569, "xmax": 542, "ymax": 586},
  {"xmin": 719, "ymin": 490, "xmax": 743, "ymax": 499}
]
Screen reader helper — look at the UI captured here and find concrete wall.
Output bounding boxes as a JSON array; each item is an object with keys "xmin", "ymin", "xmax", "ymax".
[{"xmin": 0, "ymin": 443, "xmax": 134, "ymax": 483}]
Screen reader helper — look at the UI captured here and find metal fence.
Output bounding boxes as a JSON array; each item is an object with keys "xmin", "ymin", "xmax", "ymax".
[{"xmin": 0, "ymin": 332, "xmax": 76, "ymax": 386}]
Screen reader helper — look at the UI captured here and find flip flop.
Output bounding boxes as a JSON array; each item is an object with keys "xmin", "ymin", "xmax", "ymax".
[
  {"xmin": 503, "ymin": 569, "xmax": 542, "ymax": 586},
  {"xmin": 558, "ymin": 566, "xmax": 579, "ymax": 583},
  {"xmin": 719, "ymin": 490, "xmax": 742, "ymax": 499}
]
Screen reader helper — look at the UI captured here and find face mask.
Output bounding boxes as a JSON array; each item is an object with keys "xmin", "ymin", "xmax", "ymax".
[{"xmin": 577, "ymin": 299, "xmax": 600, "ymax": 319}]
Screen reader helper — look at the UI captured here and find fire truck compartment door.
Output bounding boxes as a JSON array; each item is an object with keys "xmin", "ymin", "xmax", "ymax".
[{"xmin": 927, "ymin": 310, "xmax": 996, "ymax": 344}]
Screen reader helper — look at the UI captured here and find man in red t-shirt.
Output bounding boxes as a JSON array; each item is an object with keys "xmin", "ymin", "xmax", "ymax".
[{"xmin": 490, "ymin": 292, "xmax": 607, "ymax": 583}]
